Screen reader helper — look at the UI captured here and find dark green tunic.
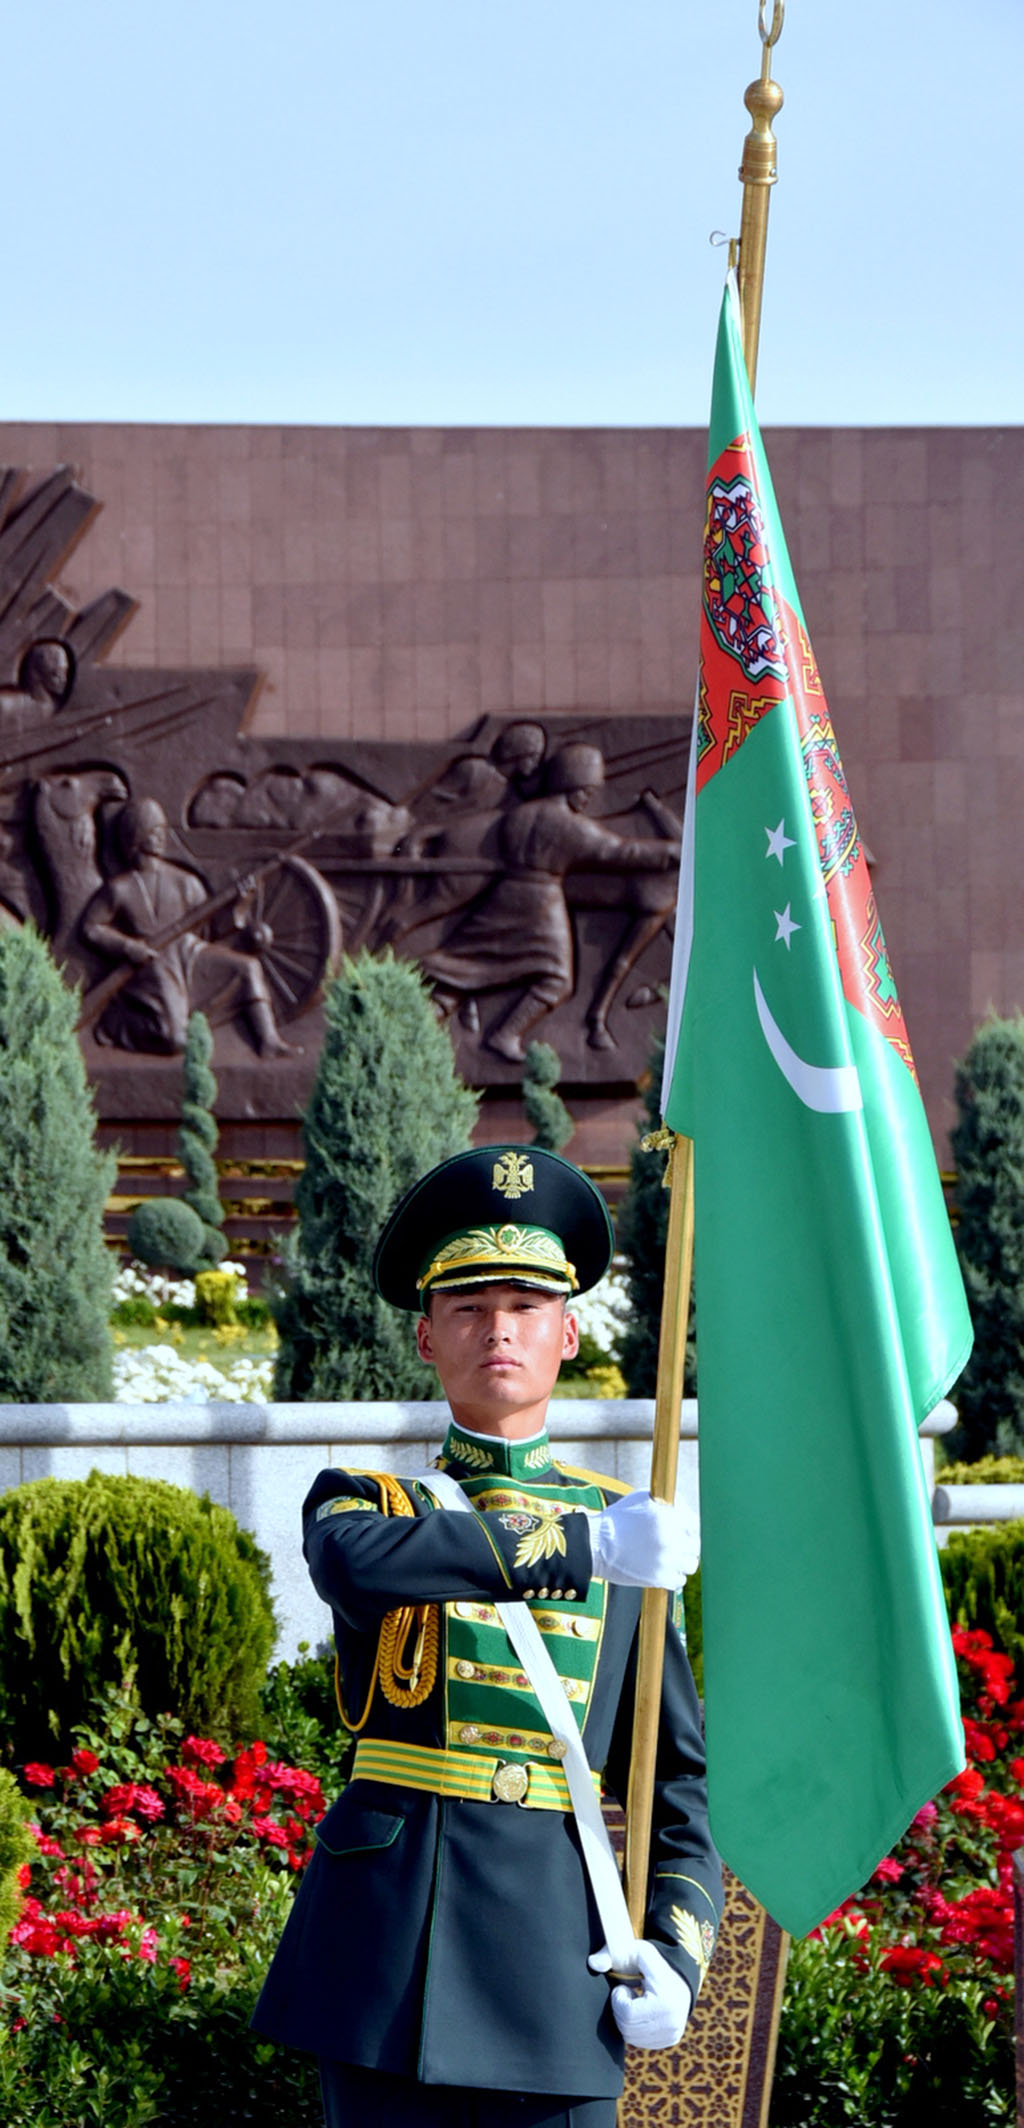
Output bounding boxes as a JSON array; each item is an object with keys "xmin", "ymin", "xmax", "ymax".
[{"xmin": 253, "ymin": 1422, "xmax": 722, "ymax": 2100}]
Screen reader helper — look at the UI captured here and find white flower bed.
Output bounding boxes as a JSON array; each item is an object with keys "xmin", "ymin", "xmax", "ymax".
[
  {"xmin": 111, "ymin": 1259, "xmax": 250, "ymax": 1314},
  {"xmin": 111, "ymin": 1259, "xmax": 272, "ymax": 1404},
  {"xmin": 112, "ymin": 1343, "xmax": 275, "ymax": 1405}
]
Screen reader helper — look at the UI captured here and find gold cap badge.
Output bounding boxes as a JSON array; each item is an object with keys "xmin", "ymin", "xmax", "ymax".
[{"xmin": 492, "ymin": 1152, "xmax": 534, "ymax": 1200}]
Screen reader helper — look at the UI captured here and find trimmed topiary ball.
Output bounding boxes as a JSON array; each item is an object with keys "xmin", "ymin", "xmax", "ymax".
[{"xmin": 127, "ymin": 1196, "xmax": 206, "ymax": 1273}]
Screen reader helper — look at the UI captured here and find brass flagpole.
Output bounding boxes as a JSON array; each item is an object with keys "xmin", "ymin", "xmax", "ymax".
[{"xmin": 621, "ymin": 0, "xmax": 786, "ymax": 1942}]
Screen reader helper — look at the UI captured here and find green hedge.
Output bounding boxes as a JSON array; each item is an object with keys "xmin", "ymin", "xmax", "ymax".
[
  {"xmin": 0, "ymin": 1473, "xmax": 276, "ymax": 1762},
  {"xmin": 938, "ymin": 1455, "xmax": 1024, "ymax": 1486},
  {"xmin": 939, "ymin": 1518, "xmax": 1024, "ymax": 1693},
  {"xmin": 0, "ymin": 1765, "xmax": 32, "ymax": 1943}
]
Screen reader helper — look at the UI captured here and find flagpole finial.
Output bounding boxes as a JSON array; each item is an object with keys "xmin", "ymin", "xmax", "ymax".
[{"xmin": 737, "ymin": 2, "xmax": 785, "ymax": 396}]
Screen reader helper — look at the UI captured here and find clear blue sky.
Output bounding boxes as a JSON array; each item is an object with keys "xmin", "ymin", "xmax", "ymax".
[{"xmin": 4, "ymin": 0, "xmax": 1018, "ymax": 427}]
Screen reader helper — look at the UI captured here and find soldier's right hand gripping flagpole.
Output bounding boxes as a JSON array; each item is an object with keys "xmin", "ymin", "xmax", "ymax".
[{"xmin": 621, "ymin": 0, "xmax": 786, "ymax": 1947}]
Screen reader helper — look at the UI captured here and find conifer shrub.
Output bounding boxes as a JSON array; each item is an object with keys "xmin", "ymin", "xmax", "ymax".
[
  {"xmin": 615, "ymin": 1030, "xmax": 696, "ymax": 1396},
  {"xmin": 273, "ymin": 951, "xmax": 477, "ymax": 1400},
  {"xmin": 127, "ymin": 1195, "xmax": 207, "ymax": 1273},
  {"xmin": 178, "ymin": 1010, "xmax": 227, "ymax": 1266},
  {"xmin": 939, "ymin": 1519, "xmax": 1024, "ymax": 1694},
  {"xmin": 522, "ymin": 1040, "xmax": 573, "ymax": 1152},
  {"xmin": 951, "ymin": 1015, "xmax": 1024, "ymax": 1458},
  {"xmin": 0, "ymin": 1473, "xmax": 276, "ymax": 1762},
  {"xmin": 0, "ymin": 1764, "xmax": 32, "ymax": 1942},
  {"xmin": 0, "ymin": 926, "xmax": 115, "ymax": 1399}
]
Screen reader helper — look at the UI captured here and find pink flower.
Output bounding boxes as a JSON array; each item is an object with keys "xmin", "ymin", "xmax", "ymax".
[
  {"xmin": 872, "ymin": 1857, "xmax": 903, "ymax": 1884},
  {"xmin": 181, "ymin": 1736, "xmax": 227, "ymax": 1770},
  {"xmin": 29, "ymin": 1825, "xmax": 64, "ymax": 1858},
  {"xmin": 138, "ymin": 1927, "xmax": 159, "ymax": 1963},
  {"xmin": 910, "ymin": 1802, "xmax": 938, "ymax": 1832},
  {"xmin": 132, "ymin": 1786, "xmax": 165, "ymax": 1823},
  {"xmin": 251, "ymin": 1816, "xmax": 289, "ymax": 1849}
]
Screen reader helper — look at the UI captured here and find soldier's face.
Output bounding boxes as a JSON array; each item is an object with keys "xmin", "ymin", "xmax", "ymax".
[{"xmin": 417, "ymin": 1283, "xmax": 579, "ymax": 1437}]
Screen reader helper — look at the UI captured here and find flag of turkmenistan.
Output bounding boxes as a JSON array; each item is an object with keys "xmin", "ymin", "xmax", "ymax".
[{"xmin": 662, "ymin": 276, "xmax": 972, "ymax": 1937}]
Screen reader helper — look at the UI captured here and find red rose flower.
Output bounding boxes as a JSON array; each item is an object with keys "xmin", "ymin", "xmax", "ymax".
[
  {"xmin": 880, "ymin": 1945, "xmax": 946, "ymax": 1987},
  {"xmin": 871, "ymin": 1857, "xmax": 903, "ymax": 1885},
  {"xmin": 22, "ymin": 1763, "xmax": 56, "ymax": 1788},
  {"xmin": 182, "ymin": 1736, "xmax": 227, "ymax": 1770},
  {"xmin": 70, "ymin": 1749, "xmax": 100, "ymax": 1777}
]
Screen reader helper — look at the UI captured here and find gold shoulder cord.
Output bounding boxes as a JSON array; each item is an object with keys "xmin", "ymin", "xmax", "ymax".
[{"xmin": 334, "ymin": 1473, "xmax": 440, "ymax": 1733}]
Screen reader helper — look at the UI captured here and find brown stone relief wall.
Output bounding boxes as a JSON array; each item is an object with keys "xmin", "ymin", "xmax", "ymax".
[{"xmin": 0, "ymin": 419, "xmax": 1017, "ymax": 1164}]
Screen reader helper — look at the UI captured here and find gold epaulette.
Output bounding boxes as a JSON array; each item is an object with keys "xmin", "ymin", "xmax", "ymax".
[{"xmin": 554, "ymin": 1462, "xmax": 632, "ymax": 1496}]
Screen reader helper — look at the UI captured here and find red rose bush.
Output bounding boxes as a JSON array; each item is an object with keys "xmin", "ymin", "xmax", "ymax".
[
  {"xmin": 0, "ymin": 1686, "xmax": 327, "ymax": 2127},
  {"xmin": 771, "ymin": 1623, "xmax": 1018, "ymax": 2124}
]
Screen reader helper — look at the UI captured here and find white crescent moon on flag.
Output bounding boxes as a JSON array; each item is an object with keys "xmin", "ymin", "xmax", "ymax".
[{"xmin": 753, "ymin": 969, "xmax": 863, "ymax": 1114}]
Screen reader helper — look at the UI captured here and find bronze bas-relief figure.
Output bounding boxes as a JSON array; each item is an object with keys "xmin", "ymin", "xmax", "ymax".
[{"xmin": 0, "ymin": 465, "xmax": 688, "ymax": 1117}]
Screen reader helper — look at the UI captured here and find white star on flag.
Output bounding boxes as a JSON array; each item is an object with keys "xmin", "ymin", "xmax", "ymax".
[
  {"xmin": 765, "ymin": 819, "xmax": 796, "ymax": 865},
  {"xmin": 774, "ymin": 904, "xmax": 801, "ymax": 950}
]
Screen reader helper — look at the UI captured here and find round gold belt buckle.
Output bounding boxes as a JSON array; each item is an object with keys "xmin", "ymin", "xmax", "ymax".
[{"xmin": 491, "ymin": 1761, "xmax": 529, "ymax": 1804}]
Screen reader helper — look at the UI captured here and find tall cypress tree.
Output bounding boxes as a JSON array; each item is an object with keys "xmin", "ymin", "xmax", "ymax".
[
  {"xmin": 273, "ymin": 951, "xmax": 477, "ymax": 1400},
  {"xmin": 951, "ymin": 1014, "xmax": 1024, "ymax": 1458},
  {"xmin": 178, "ymin": 1011, "xmax": 227, "ymax": 1267},
  {"xmin": 0, "ymin": 927, "xmax": 115, "ymax": 1399},
  {"xmin": 522, "ymin": 1040, "xmax": 573, "ymax": 1153}
]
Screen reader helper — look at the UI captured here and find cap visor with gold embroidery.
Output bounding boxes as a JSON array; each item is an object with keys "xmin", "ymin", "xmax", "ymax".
[{"xmin": 373, "ymin": 1146, "xmax": 614, "ymax": 1312}]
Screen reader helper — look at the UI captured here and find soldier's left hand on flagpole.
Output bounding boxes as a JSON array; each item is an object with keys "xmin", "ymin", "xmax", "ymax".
[
  {"xmin": 583, "ymin": 1493, "xmax": 699, "ymax": 1588},
  {"xmin": 588, "ymin": 1940, "xmax": 692, "ymax": 2048}
]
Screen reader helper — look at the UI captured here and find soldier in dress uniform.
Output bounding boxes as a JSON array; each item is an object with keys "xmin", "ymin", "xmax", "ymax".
[{"xmin": 253, "ymin": 1145, "xmax": 722, "ymax": 2127}]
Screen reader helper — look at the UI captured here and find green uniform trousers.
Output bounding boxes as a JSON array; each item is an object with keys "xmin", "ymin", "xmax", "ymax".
[{"xmin": 318, "ymin": 2060, "xmax": 618, "ymax": 2127}]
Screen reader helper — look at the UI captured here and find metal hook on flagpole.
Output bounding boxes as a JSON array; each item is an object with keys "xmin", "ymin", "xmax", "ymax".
[
  {"xmin": 710, "ymin": 230, "xmax": 740, "ymax": 271},
  {"xmin": 759, "ymin": 0, "xmax": 785, "ymax": 51}
]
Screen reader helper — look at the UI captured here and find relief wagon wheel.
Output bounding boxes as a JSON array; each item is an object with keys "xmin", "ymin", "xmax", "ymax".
[{"xmin": 229, "ymin": 854, "xmax": 342, "ymax": 1023}]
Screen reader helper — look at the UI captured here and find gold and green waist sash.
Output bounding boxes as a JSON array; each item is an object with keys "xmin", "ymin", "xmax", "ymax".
[{"xmin": 351, "ymin": 1735, "xmax": 602, "ymax": 1812}]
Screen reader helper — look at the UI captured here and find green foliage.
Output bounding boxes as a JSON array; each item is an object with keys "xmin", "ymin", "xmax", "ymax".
[
  {"xmin": 951, "ymin": 1015, "xmax": 1024, "ymax": 1458},
  {"xmin": 681, "ymin": 1567, "xmax": 703, "ymax": 1699},
  {"xmin": 127, "ymin": 1197, "xmax": 206, "ymax": 1275},
  {"xmin": 259, "ymin": 1642, "xmax": 353, "ymax": 1792},
  {"xmin": 615, "ymin": 1030, "xmax": 696, "ymax": 1395},
  {"xmin": 273, "ymin": 950, "xmax": 477, "ymax": 1400},
  {"xmin": 0, "ymin": 1941, "xmax": 323, "ymax": 2128},
  {"xmin": 110, "ymin": 1292, "xmax": 159, "ymax": 1327},
  {"xmin": 0, "ymin": 1474, "xmax": 276, "ymax": 1761},
  {"xmin": 178, "ymin": 1012, "xmax": 227, "ymax": 1268},
  {"xmin": 522, "ymin": 1040, "xmax": 573, "ymax": 1152},
  {"xmin": 236, "ymin": 1292, "xmax": 271, "ymax": 1329},
  {"xmin": 939, "ymin": 1520, "xmax": 1024, "ymax": 1694},
  {"xmin": 0, "ymin": 1764, "xmax": 32, "ymax": 1943},
  {"xmin": 194, "ymin": 1269, "xmax": 237, "ymax": 1326},
  {"xmin": 939, "ymin": 1456, "xmax": 1024, "ymax": 1486},
  {"xmin": 0, "ymin": 927, "xmax": 115, "ymax": 1400},
  {"xmin": 771, "ymin": 1926, "xmax": 1012, "ymax": 2126}
]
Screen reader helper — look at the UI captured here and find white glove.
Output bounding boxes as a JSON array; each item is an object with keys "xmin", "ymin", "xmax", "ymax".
[
  {"xmin": 588, "ymin": 1940, "xmax": 692, "ymax": 2049},
  {"xmin": 583, "ymin": 1492, "xmax": 699, "ymax": 1589}
]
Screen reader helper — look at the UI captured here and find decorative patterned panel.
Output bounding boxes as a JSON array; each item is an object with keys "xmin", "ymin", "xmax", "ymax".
[{"xmin": 618, "ymin": 1864, "xmax": 788, "ymax": 2128}]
